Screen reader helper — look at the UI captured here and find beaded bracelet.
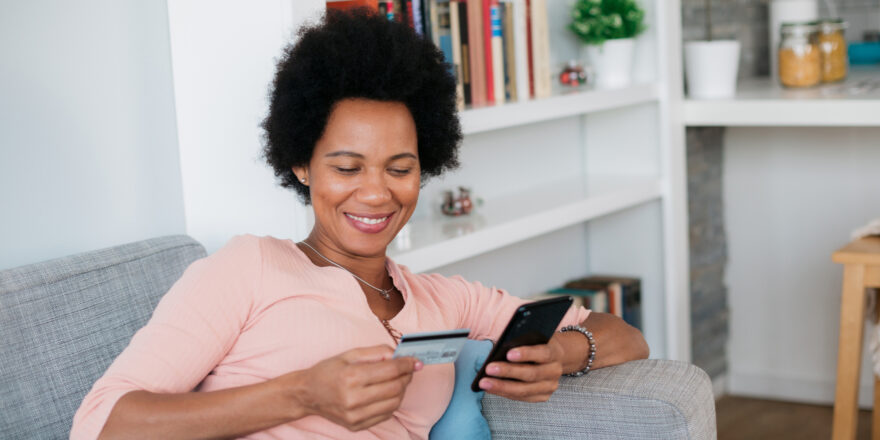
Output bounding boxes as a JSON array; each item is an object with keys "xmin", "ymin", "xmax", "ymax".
[{"xmin": 560, "ymin": 325, "xmax": 596, "ymax": 377}]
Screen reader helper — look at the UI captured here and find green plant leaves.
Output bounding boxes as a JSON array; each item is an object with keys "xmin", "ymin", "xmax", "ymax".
[{"xmin": 569, "ymin": 0, "xmax": 646, "ymax": 45}]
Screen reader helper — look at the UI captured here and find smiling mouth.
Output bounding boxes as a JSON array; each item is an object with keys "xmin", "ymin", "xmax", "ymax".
[{"xmin": 345, "ymin": 213, "xmax": 389, "ymax": 224}]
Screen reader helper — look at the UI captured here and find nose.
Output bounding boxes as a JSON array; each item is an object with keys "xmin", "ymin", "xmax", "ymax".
[{"xmin": 355, "ymin": 170, "xmax": 392, "ymax": 205}]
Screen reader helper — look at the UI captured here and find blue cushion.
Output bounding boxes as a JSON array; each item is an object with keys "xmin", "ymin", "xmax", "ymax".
[{"xmin": 430, "ymin": 339, "xmax": 494, "ymax": 440}]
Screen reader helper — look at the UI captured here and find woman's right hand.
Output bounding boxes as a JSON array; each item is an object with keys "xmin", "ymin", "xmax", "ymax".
[{"xmin": 283, "ymin": 345, "xmax": 422, "ymax": 432}]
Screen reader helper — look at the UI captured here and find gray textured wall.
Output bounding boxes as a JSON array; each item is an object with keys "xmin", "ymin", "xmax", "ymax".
[
  {"xmin": 686, "ymin": 127, "xmax": 729, "ymax": 380},
  {"xmin": 0, "ymin": 0, "xmax": 186, "ymax": 271}
]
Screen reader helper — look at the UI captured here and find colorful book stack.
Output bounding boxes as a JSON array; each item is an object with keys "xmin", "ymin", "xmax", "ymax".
[
  {"xmin": 327, "ymin": 0, "xmax": 552, "ymax": 108},
  {"xmin": 543, "ymin": 275, "xmax": 642, "ymax": 331}
]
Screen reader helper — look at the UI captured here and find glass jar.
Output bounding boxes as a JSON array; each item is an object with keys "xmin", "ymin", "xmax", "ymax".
[
  {"xmin": 778, "ymin": 22, "xmax": 821, "ymax": 88},
  {"xmin": 818, "ymin": 19, "xmax": 848, "ymax": 83}
]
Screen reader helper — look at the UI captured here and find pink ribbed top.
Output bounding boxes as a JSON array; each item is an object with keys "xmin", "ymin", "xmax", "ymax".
[{"xmin": 71, "ymin": 234, "xmax": 589, "ymax": 439}]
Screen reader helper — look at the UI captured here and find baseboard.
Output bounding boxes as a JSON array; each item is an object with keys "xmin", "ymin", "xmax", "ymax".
[{"xmin": 729, "ymin": 372, "xmax": 874, "ymax": 409}]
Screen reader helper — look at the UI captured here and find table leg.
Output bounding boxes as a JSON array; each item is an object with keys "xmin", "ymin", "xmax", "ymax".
[
  {"xmin": 874, "ymin": 375, "xmax": 880, "ymax": 440},
  {"xmin": 833, "ymin": 264, "xmax": 867, "ymax": 440}
]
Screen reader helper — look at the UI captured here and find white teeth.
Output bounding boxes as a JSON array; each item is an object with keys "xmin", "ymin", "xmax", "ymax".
[{"xmin": 346, "ymin": 214, "xmax": 388, "ymax": 225}]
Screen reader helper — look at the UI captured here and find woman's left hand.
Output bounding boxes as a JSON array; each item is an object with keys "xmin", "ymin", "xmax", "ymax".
[{"xmin": 477, "ymin": 339, "xmax": 565, "ymax": 402}]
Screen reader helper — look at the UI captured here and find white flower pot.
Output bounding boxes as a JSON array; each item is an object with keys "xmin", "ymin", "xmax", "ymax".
[
  {"xmin": 684, "ymin": 40, "xmax": 741, "ymax": 99},
  {"xmin": 582, "ymin": 38, "xmax": 635, "ymax": 89}
]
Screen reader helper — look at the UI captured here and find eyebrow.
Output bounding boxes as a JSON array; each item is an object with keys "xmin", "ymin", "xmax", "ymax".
[{"xmin": 324, "ymin": 151, "xmax": 418, "ymax": 161}]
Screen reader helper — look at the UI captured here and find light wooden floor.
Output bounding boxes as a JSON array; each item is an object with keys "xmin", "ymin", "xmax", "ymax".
[{"xmin": 717, "ymin": 396, "xmax": 873, "ymax": 440}]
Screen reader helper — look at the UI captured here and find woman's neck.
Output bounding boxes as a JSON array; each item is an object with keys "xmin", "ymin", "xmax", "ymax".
[{"xmin": 301, "ymin": 232, "xmax": 390, "ymax": 288}]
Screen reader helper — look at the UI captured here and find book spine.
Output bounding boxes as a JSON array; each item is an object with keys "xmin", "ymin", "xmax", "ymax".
[
  {"xmin": 436, "ymin": 2, "xmax": 454, "ymax": 79},
  {"xmin": 422, "ymin": 0, "xmax": 433, "ymax": 41},
  {"xmin": 481, "ymin": 0, "xmax": 494, "ymax": 104},
  {"xmin": 450, "ymin": 1, "xmax": 465, "ymax": 110},
  {"xmin": 501, "ymin": 2, "xmax": 517, "ymax": 101},
  {"xmin": 529, "ymin": 0, "xmax": 550, "ymax": 98},
  {"xmin": 412, "ymin": 0, "xmax": 424, "ymax": 35},
  {"xmin": 378, "ymin": 0, "xmax": 395, "ymax": 19},
  {"xmin": 490, "ymin": 0, "xmax": 505, "ymax": 104},
  {"xmin": 511, "ymin": 0, "xmax": 529, "ymax": 102},
  {"xmin": 466, "ymin": 0, "xmax": 486, "ymax": 106},
  {"xmin": 458, "ymin": 2, "xmax": 472, "ymax": 105},
  {"xmin": 406, "ymin": 0, "xmax": 415, "ymax": 28},
  {"xmin": 429, "ymin": 0, "xmax": 441, "ymax": 46},
  {"xmin": 525, "ymin": 0, "xmax": 534, "ymax": 99}
]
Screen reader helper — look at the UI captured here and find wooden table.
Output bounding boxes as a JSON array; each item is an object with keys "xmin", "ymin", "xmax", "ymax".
[{"xmin": 832, "ymin": 236, "xmax": 880, "ymax": 440}]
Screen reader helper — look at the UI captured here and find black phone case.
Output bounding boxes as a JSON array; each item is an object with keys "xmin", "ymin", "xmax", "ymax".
[{"xmin": 470, "ymin": 296, "xmax": 574, "ymax": 392}]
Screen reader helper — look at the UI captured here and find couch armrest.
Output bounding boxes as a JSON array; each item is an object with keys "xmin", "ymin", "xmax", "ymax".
[{"xmin": 481, "ymin": 359, "xmax": 716, "ymax": 439}]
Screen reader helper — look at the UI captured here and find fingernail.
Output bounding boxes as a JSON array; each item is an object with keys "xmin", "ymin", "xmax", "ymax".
[
  {"xmin": 414, "ymin": 361, "xmax": 423, "ymax": 371},
  {"xmin": 507, "ymin": 350, "xmax": 521, "ymax": 361},
  {"xmin": 480, "ymin": 379, "xmax": 493, "ymax": 390},
  {"xmin": 487, "ymin": 365, "xmax": 500, "ymax": 375}
]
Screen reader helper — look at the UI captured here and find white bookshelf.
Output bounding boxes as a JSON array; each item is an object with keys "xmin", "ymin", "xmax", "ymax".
[
  {"xmin": 684, "ymin": 67, "xmax": 880, "ymax": 127},
  {"xmin": 461, "ymin": 83, "xmax": 659, "ymax": 135},
  {"xmin": 389, "ymin": 175, "xmax": 662, "ymax": 273},
  {"xmin": 167, "ymin": 0, "xmax": 690, "ymax": 362}
]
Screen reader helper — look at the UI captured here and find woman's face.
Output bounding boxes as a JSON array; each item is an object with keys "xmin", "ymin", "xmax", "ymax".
[{"xmin": 295, "ymin": 98, "xmax": 420, "ymax": 258}]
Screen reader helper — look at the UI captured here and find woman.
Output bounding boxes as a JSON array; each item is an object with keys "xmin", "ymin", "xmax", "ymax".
[{"xmin": 71, "ymin": 9, "xmax": 648, "ymax": 439}]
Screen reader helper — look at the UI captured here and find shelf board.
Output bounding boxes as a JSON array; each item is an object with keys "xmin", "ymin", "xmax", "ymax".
[
  {"xmin": 460, "ymin": 83, "xmax": 659, "ymax": 135},
  {"xmin": 388, "ymin": 176, "xmax": 663, "ymax": 273},
  {"xmin": 684, "ymin": 67, "xmax": 880, "ymax": 127}
]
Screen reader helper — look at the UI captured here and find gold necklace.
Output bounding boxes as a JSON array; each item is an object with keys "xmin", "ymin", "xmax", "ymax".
[{"xmin": 299, "ymin": 241, "xmax": 393, "ymax": 301}]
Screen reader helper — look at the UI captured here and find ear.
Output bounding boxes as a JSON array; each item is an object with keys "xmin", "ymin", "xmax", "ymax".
[{"xmin": 292, "ymin": 166, "xmax": 309, "ymax": 186}]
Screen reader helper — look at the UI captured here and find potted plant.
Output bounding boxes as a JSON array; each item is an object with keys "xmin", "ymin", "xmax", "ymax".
[
  {"xmin": 684, "ymin": 0, "xmax": 741, "ymax": 98},
  {"xmin": 569, "ymin": 0, "xmax": 646, "ymax": 89}
]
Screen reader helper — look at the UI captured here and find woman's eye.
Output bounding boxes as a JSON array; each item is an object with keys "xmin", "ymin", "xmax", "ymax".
[
  {"xmin": 335, "ymin": 167, "xmax": 358, "ymax": 174},
  {"xmin": 389, "ymin": 168, "xmax": 412, "ymax": 176}
]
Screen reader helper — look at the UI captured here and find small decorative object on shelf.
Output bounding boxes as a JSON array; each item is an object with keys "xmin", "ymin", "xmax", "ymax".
[
  {"xmin": 569, "ymin": 0, "xmax": 645, "ymax": 89},
  {"xmin": 559, "ymin": 60, "xmax": 592, "ymax": 87},
  {"xmin": 441, "ymin": 187, "xmax": 478, "ymax": 217}
]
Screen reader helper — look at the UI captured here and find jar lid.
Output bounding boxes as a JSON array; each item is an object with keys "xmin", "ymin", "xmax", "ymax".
[
  {"xmin": 818, "ymin": 18, "xmax": 848, "ymax": 33},
  {"xmin": 781, "ymin": 22, "xmax": 818, "ymax": 36}
]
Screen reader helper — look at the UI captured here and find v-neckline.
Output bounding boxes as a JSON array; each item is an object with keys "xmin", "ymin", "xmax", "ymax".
[{"xmin": 289, "ymin": 240, "xmax": 409, "ymax": 324}]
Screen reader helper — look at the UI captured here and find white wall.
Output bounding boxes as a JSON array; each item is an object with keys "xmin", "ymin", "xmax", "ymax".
[
  {"xmin": 0, "ymin": 0, "xmax": 185, "ymax": 270},
  {"xmin": 725, "ymin": 127, "xmax": 880, "ymax": 406},
  {"xmin": 166, "ymin": 0, "xmax": 324, "ymax": 254}
]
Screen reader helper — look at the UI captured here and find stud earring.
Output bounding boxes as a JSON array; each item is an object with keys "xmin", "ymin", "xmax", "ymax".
[{"xmin": 300, "ymin": 178, "xmax": 306, "ymax": 183}]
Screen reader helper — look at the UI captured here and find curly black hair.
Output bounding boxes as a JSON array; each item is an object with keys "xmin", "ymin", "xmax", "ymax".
[{"xmin": 262, "ymin": 8, "xmax": 462, "ymax": 204}]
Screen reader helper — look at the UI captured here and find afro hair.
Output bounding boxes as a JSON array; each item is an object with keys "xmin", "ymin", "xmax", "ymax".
[{"xmin": 262, "ymin": 8, "xmax": 462, "ymax": 204}]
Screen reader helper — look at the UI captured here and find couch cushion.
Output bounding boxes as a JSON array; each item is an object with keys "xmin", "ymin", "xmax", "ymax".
[{"xmin": 0, "ymin": 235, "xmax": 206, "ymax": 439}]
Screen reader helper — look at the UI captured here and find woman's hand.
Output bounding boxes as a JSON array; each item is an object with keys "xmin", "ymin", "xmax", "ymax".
[
  {"xmin": 477, "ymin": 340, "xmax": 565, "ymax": 402},
  {"xmin": 282, "ymin": 345, "xmax": 422, "ymax": 432}
]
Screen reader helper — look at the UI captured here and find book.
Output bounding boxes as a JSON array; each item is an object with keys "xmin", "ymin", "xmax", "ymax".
[
  {"xmin": 327, "ymin": 0, "xmax": 380, "ymax": 11},
  {"xmin": 510, "ymin": 0, "xmax": 529, "ymax": 102},
  {"xmin": 525, "ymin": 0, "xmax": 534, "ymax": 98},
  {"xmin": 500, "ymin": 1, "xmax": 517, "ymax": 101},
  {"xmin": 529, "ymin": 0, "xmax": 551, "ymax": 99},
  {"xmin": 435, "ymin": 1, "xmax": 454, "ymax": 70},
  {"xmin": 481, "ymin": 0, "xmax": 495, "ymax": 104},
  {"xmin": 412, "ymin": 0, "xmax": 424, "ymax": 35},
  {"xmin": 457, "ymin": 2, "xmax": 473, "ymax": 105},
  {"xmin": 564, "ymin": 276, "xmax": 642, "ymax": 330},
  {"xmin": 450, "ymin": 1, "xmax": 466, "ymax": 109},
  {"xmin": 489, "ymin": 0, "xmax": 505, "ymax": 104},
  {"xmin": 378, "ymin": 0, "xmax": 395, "ymax": 19},
  {"xmin": 545, "ymin": 287, "xmax": 608, "ymax": 314},
  {"xmin": 466, "ymin": 0, "xmax": 487, "ymax": 106},
  {"xmin": 428, "ymin": 0, "xmax": 441, "ymax": 46}
]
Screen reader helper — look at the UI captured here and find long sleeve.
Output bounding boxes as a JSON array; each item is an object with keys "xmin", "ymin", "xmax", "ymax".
[
  {"xmin": 420, "ymin": 274, "xmax": 590, "ymax": 343},
  {"xmin": 70, "ymin": 235, "xmax": 263, "ymax": 440}
]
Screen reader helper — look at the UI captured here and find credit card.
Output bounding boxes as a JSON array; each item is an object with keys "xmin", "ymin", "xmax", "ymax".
[{"xmin": 392, "ymin": 328, "xmax": 470, "ymax": 365}]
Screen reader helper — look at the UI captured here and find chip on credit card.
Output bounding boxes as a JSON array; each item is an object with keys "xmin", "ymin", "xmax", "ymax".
[{"xmin": 392, "ymin": 328, "xmax": 470, "ymax": 365}]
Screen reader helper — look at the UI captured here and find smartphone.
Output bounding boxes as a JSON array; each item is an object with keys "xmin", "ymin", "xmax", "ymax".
[{"xmin": 470, "ymin": 296, "xmax": 574, "ymax": 392}]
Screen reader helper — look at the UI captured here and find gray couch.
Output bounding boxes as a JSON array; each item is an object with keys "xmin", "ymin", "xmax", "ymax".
[{"xmin": 0, "ymin": 235, "xmax": 716, "ymax": 439}]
